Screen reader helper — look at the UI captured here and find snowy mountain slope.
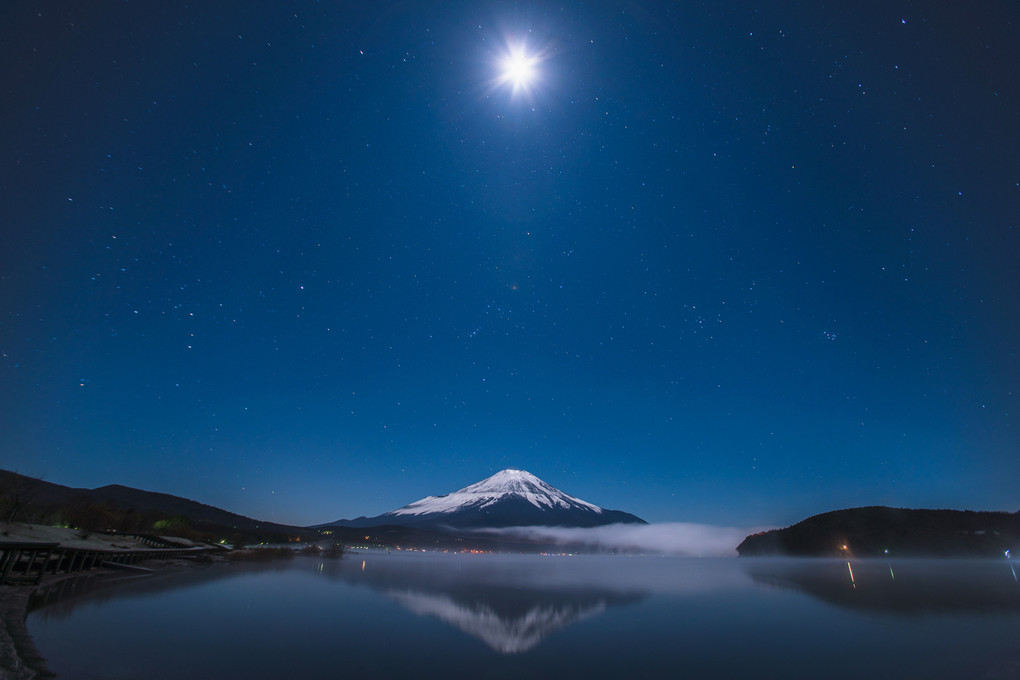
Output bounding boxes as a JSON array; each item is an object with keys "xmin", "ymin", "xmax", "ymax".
[
  {"xmin": 325, "ymin": 469, "xmax": 646, "ymax": 529},
  {"xmin": 390, "ymin": 469, "xmax": 603, "ymax": 516}
]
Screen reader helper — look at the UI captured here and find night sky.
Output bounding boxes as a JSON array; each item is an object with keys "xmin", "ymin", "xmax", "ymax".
[{"xmin": 2, "ymin": 1, "xmax": 1018, "ymax": 528}]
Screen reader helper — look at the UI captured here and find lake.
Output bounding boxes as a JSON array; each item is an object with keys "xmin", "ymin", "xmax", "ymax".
[{"xmin": 27, "ymin": 552, "xmax": 1020, "ymax": 679}]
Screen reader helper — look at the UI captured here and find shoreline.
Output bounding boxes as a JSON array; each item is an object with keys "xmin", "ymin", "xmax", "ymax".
[
  {"xmin": 0, "ymin": 579, "xmax": 51, "ymax": 680},
  {"xmin": 0, "ymin": 557, "xmax": 220, "ymax": 680}
]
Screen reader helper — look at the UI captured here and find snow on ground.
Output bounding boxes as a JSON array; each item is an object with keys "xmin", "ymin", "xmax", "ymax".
[{"xmin": 0, "ymin": 522, "xmax": 150, "ymax": 551}]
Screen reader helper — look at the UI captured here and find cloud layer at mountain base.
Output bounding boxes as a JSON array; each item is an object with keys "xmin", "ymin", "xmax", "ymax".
[{"xmin": 482, "ymin": 522, "xmax": 764, "ymax": 557}]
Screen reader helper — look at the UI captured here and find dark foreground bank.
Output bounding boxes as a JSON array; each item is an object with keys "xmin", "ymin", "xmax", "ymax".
[{"xmin": 1, "ymin": 557, "xmax": 221, "ymax": 680}]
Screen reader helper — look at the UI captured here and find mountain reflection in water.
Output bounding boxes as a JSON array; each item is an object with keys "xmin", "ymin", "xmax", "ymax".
[
  {"xmin": 329, "ymin": 553, "xmax": 649, "ymax": 652},
  {"xmin": 387, "ymin": 589, "xmax": 610, "ymax": 653},
  {"xmin": 338, "ymin": 552, "xmax": 766, "ymax": 652}
]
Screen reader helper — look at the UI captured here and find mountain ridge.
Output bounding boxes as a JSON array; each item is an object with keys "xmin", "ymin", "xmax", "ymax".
[
  {"xmin": 322, "ymin": 469, "xmax": 646, "ymax": 529},
  {"xmin": 0, "ymin": 469, "xmax": 309, "ymax": 538},
  {"xmin": 737, "ymin": 506, "xmax": 1020, "ymax": 557}
]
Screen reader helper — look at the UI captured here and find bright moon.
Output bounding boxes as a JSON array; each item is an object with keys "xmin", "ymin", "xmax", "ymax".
[
  {"xmin": 496, "ymin": 43, "xmax": 541, "ymax": 97},
  {"xmin": 501, "ymin": 49, "xmax": 537, "ymax": 89}
]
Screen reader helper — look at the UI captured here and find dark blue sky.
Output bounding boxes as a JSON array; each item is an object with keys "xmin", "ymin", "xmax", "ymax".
[{"xmin": 2, "ymin": 1, "xmax": 1018, "ymax": 527}]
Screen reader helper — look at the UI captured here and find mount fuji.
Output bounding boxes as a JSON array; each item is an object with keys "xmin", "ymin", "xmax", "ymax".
[{"xmin": 326, "ymin": 469, "xmax": 646, "ymax": 529}]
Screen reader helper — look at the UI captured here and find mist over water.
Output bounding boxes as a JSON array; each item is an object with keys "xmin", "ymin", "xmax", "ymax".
[{"xmin": 480, "ymin": 522, "xmax": 763, "ymax": 556}]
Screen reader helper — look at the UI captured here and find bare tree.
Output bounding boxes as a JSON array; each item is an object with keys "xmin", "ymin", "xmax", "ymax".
[{"xmin": 0, "ymin": 470, "xmax": 42, "ymax": 524}]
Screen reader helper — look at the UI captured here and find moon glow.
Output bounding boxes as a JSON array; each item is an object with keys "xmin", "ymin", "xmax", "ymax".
[
  {"xmin": 501, "ymin": 48, "xmax": 537, "ymax": 89},
  {"xmin": 495, "ymin": 42, "xmax": 542, "ymax": 98}
]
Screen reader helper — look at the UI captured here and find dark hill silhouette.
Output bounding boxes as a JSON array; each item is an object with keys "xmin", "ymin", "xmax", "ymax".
[
  {"xmin": 0, "ymin": 469, "xmax": 310, "ymax": 539},
  {"xmin": 737, "ymin": 506, "xmax": 1020, "ymax": 557}
]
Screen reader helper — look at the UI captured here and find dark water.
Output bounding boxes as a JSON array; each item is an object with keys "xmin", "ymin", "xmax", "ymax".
[{"xmin": 27, "ymin": 553, "xmax": 1020, "ymax": 679}]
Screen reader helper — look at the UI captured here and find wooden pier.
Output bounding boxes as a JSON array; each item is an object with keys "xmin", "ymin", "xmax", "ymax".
[{"xmin": 0, "ymin": 540, "xmax": 210, "ymax": 585}]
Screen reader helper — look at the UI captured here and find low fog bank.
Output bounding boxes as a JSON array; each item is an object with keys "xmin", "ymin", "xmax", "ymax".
[{"xmin": 481, "ymin": 522, "xmax": 766, "ymax": 557}]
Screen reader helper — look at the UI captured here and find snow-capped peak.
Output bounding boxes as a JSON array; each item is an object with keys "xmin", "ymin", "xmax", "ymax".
[{"xmin": 389, "ymin": 468, "xmax": 604, "ymax": 517}]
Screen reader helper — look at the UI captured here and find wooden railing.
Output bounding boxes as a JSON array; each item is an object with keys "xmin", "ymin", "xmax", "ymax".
[
  {"xmin": 0, "ymin": 541, "xmax": 211, "ymax": 585},
  {"xmin": 101, "ymin": 532, "xmax": 192, "ymax": 549}
]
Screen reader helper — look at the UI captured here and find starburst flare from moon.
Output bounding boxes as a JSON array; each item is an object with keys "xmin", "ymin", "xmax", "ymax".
[
  {"xmin": 500, "ymin": 47, "xmax": 537, "ymax": 90},
  {"xmin": 493, "ymin": 39, "xmax": 545, "ymax": 100}
]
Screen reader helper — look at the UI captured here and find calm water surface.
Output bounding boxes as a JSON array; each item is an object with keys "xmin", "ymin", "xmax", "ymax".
[{"xmin": 27, "ymin": 553, "xmax": 1020, "ymax": 679}]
